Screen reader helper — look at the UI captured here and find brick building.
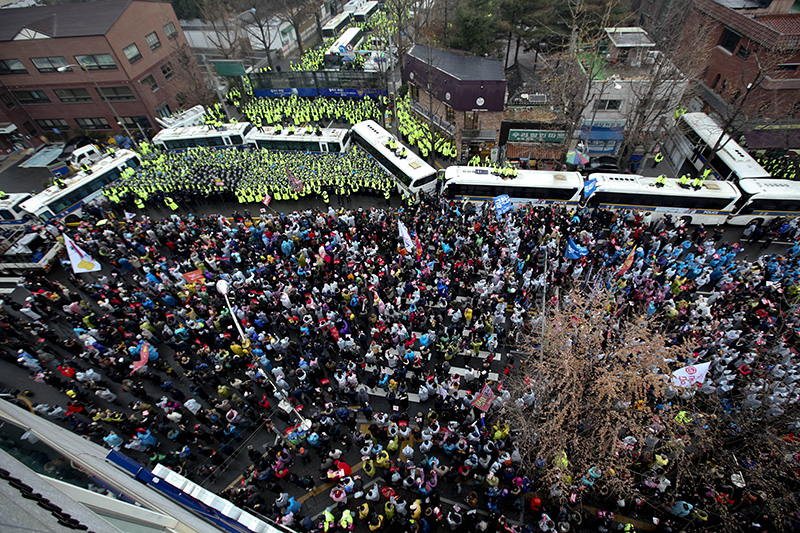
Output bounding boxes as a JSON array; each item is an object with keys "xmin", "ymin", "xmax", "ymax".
[
  {"xmin": 0, "ymin": 0, "xmax": 203, "ymax": 146},
  {"xmin": 683, "ymin": 0, "xmax": 800, "ymax": 151},
  {"xmin": 402, "ymin": 44, "xmax": 506, "ymax": 162}
]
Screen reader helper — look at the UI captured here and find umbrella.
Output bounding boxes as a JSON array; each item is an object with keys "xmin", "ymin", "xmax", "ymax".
[{"xmin": 566, "ymin": 150, "xmax": 589, "ymax": 165}]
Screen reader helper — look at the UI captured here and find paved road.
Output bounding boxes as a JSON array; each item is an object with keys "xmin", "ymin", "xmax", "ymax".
[{"xmin": 2, "ymin": 191, "xmax": 794, "ymax": 532}]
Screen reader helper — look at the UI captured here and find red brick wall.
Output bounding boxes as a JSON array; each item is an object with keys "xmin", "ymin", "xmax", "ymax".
[
  {"xmin": 0, "ymin": 1, "xmax": 201, "ymax": 136},
  {"xmin": 691, "ymin": 2, "xmax": 800, "ymax": 120}
]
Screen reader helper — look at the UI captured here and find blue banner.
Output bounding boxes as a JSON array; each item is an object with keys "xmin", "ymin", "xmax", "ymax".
[
  {"xmin": 318, "ymin": 87, "xmax": 386, "ymax": 98},
  {"xmin": 583, "ymin": 178, "xmax": 597, "ymax": 200},
  {"xmin": 494, "ymin": 194, "xmax": 512, "ymax": 217},
  {"xmin": 565, "ymin": 237, "xmax": 588, "ymax": 260},
  {"xmin": 253, "ymin": 88, "xmax": 317, "ymax": 98}
]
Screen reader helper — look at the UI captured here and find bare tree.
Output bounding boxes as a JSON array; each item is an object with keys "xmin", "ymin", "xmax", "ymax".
[
  {"xmin": 539, "ymin": 0, "xmax": 627, "ymax": 168},
  {"xmin": 693, "ymin": 47, "xmax": 800, "ymax": 179},
  {"xmin": 503, "ymin": 288, "xmax": 696, "ymax": 502},
  {"xmin": 238, "ymin": 3, "xmax": 281, "ymax": 71},
  {"xmin": 503, "ymin": 282, "xmax": 800, "ymax": 528},
  {"xmin": 274, "ymin": 0, "xmax": 317, "ymax": 56},
  {"xmin": 172, "ymin": 42, "xmax": 215, "ymax": 108},
  {"xmin": 200, "ymin": 0, "xmax": 248, "ymax": 60},
  {"xmin": 615, "ymin": 0, "xmax": 712, "ymax": 169}
]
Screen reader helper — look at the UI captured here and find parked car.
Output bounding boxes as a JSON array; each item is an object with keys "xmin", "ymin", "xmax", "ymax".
[{"xmin": 584, "ymin": 156, "xmax": 620, "ymax": 173}]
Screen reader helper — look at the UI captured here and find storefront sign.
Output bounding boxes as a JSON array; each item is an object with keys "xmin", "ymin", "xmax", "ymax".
[{"xmin": 508, "ymin": 129, "xmax": 566, "ymax": 143}]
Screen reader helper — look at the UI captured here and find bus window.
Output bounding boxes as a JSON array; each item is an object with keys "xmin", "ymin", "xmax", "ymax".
[{"xmin": 412, "ymin": 173, "xmax": 437, "ymax": 188}]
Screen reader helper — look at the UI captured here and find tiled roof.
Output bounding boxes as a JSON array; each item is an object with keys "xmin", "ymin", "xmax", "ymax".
[
  {"xmin": 754, "ymin": 14, "xmax": 800, "ymax": 36},
  {"xmin": 0, "ymin": 0, "xmax": 131, "ymax": 41},
  {"xmin": 697, "ymin": 0, "xmax": 800, "ymax": 50}
]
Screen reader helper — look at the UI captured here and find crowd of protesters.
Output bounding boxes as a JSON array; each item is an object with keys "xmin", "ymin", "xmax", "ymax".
[{"xmin": 3, "ymin": 177, "xmax": 800, "ymax": 532}]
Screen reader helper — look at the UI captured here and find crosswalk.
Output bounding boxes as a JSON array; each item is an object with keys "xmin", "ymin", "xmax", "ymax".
[{"xmin": 0, "ymin": 276, "xmax": 22, "ymax": 294}]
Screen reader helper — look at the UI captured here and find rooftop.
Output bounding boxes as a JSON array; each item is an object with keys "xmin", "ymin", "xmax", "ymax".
[
  {"xmin": 0, "ymin": 0, "xmax": 131, "ymax": 41},
  {"xmin": 407, "ymin": 43, "xmax": 505, "ymax": 82},
  {"xmin": 697, "ymin": 0, "xmax": 800, "ymax": 49},
  {"xmin": 753, "ymin": 13, "xmax": 800, "ymax": 34},
  {"xmin": 714, "ymin": 0, "xmax": 769, "ymax": 8},
  {"xmin": 604, "ymin": 27, "xmax": 655, "ymax": 48}
]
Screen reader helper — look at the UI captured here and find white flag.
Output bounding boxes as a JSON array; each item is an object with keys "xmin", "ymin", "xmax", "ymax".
[
  {"xmin": 63, "ymin": 235, "xmax": 102, "ymax": 274},
  {"xmin": 398, "ymin": 220, "xmax": 414, "ymax": 251},
  {"xmin": 671, "ymin": 362, "xmax": 710, "ymax": 388},
  {"xmin": 124, "ymin": 211, "xmax": 136, "ymax": 220}
]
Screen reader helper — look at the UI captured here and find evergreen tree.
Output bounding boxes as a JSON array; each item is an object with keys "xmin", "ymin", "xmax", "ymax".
[{"xmin": 446, "ymin": 0, "xmax": 499, "ymax": 56}]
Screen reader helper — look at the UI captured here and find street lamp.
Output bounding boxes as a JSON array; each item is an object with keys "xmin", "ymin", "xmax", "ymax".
[
  {"xmin": 57, "ymin": 63, "xmax": 134, "ymax": 140},
  {"xmin": 215, "ymin": 279, "xmax": 312, "ymax": 432}
]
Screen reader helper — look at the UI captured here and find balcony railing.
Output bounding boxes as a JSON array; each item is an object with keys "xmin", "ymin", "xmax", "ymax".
[{"xmin": 410, "ymin": 101, "xmax": 457, "ymax": 136}]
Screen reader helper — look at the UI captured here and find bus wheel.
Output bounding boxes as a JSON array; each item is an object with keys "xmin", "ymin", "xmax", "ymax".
[
  {"xmin": 64, "ymin": 214, "xmax": 81, "ymax": 226},
  {"xmin": 681, "ymin": 216, "xmax": 692, "ymax": 227},
  {"xmin": 752, "ymin": 218, "xmax": 765, "ymax": 227}
]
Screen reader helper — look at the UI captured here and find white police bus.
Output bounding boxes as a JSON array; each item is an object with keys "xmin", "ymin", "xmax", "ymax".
[
  {"xmin": 245, "ymin": 126, "xmax": 351, "ymax": 153},
  {"xmin": 322, "ymin": 13, "xmax": 352, "ymax": 39},
  {"xmin": 352, "ymin": 0, "xmax": 379, "ymax": 23},
  {"xmin": 0, "ymin": 193, "xmax": 33, "ymax": 225},
  {"xmin": 583, "ymin": 173, "xmax": 742, "ymax": 226},
  {"xmin": 350, "ymin": 120, "xmax": 437, "ymax": 196},
  {"xmin": 442, "ymin": 167, "xmax": 584, "ymax": 207},
  {"xmin": 663, "ymin": 112, "xmax": 770, "ymax": 181},
  {"xmin": 152, "ymin": 122, "xmax": 253, "ymax": 151},
  {"xmin": 324, "ymin": 27, "xmax": 365, "ymax": 69},
  {"xmin": 727, "ymin": 178, "xmax": 800, "ymax": 226},
  {"xmin": 20, "ymin": 150, "xmax": 141, "ymax": 224}
]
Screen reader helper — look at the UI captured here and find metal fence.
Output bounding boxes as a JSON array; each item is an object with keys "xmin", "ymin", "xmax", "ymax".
[{"xmin": 248, "ymin": 70, "xmax": 386, "ymax": 98}]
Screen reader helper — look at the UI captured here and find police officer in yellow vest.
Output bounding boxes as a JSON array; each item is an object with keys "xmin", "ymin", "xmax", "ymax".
[
  {"xmin": 655, "ymin": 174, "xmax": 667, "ymax": 188},
  {"xmin": 678, "ymin": 174, "xmax": 691, "ymax": 188}
]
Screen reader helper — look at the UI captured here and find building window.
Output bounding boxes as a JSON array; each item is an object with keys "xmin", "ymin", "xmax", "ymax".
[
  {"xmin": 123, "ymin": 43, "xmax": 143, "ymax": 64},
  {"xmin": 12, "ymin": 90, "xmax": 50, "ymax": 104},
  {"xmin": 736, "ymin": 46, "xmax": 751, "ymax": 60},
  {"xmin": 156, "ymin": 103, "xmax": 171, "ymax": 118},
  {"xmin": 1, "ymin": 92, "xmax": 15, "ymax": 109},
  {"xmin": 161, "ymin": 62, "xmax": 175, "ymax": 80},
  {"xmin": 465, "ymin": 111, "xmax": 479, "ymax": 130},
  {"xmin": 74, "ymin": 54, "xmax": 116, "ymax": 70},
  {"xmin": 595, "ymin": 99, "xmax": 622, "ymax": 111},
  {"xmin": 777, "ymin": 63, "xmax": 800, "ymax": 71},
  {"xmin": 445, "ymin": 105, "xmax": 455, "ymax": 124},
  {"xmin": 164, "ymin": 22, "xmax": 178, "ymax": 39},
  {"xmin": 97, "ymin": 86, "xmax": 135, "ymax": 101},
  {"xmin": 409, "ymin": 84, "xmax": 419, "ymax": 102},
  {"xmin": 120, "ymin": 116, "xmax": 152, "ymax": 129},
  {"xmin": 76, "ymin": 117, "xmax": 111, "ymax": 130},
  {"xmin": 31, "ymin": 56, "xmax": 70, "ymax": 73},
  {"xmin": 719, "ymin": 28, "xmax": 741, "ymax": 54},
  {"xmin": 23, "ymin": 121, "xmax": 36, "ymax": 135},
  {"xmin": 37, "ymin": 118, "xmax": 69, "ymax": 130},
  {"xmin": 54, "ymin": 88, "xmax": 92, "ymax": 103},
  {"xmin": 0, "ymin": 59, "xmax": 27, "ymax": 75},
  {"xmin": 146, "ymin": 31, "xmax": 162, "ymax": 51},
  {"xmin": 141, "ymin": 75, "xmax": 158, "ymax": 92}
]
